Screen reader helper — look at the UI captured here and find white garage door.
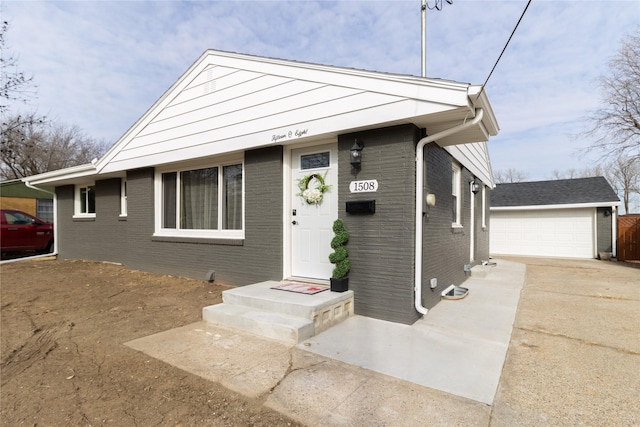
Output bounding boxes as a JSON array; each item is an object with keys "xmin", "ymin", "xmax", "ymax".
[{"xmin": 490, "ymin": 208, "xmax": 595, "ymax": 258}]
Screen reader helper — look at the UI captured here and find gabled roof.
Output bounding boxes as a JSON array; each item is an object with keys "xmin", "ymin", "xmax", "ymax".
[
  {"xmin": 96, "ymin": 49, "xmax": 498, "ymax": 174},
  {"xmin": 491, "ymin": 177, "xmax": 620, "ymax": 209},
  {"xmin": 26, "ymin": 49, "xmax": 499, "ymax": 186}
]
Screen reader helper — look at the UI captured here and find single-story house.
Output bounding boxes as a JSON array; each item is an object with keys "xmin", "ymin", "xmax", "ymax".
[
  {"xmin": 490, "ymin": 177, "xmax": 620, "ymax": 259},
  {"xmin": 24, "ymin": 50, "xmax": 499, "ymax": 325},
  {"xmin": 0, "ymin": 179, "xmax": 54, "ymax": 223}
]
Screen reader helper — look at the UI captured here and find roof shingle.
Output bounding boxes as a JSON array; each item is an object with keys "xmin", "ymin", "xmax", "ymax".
[{"xmin": 491, "ymin": 177, "xmax": 620, "ymax": 207}]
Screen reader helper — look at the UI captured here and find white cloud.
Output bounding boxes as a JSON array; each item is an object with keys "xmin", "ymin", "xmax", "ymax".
[{"xmin": 3, "ymin": 0, "xmax": 638, "ymax": 180}]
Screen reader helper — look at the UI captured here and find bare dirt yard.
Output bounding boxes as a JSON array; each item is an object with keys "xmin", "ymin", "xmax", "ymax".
[
  {"xmin": 1, "ymin": 258, "xmax": 302, "ymax": 426},
  {"xmin": 2, "ymin": 256, "xmax": 639, "ymax": 426}
]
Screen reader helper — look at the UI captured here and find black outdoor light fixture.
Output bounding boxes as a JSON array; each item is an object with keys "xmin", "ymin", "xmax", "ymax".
[
  {"xmin": 350, "ymin": 138, "xmax": 364, "ymax": 170},
  {"xmin": 471, "ymin": 178, "xmax": 481, "ymax": 194}
]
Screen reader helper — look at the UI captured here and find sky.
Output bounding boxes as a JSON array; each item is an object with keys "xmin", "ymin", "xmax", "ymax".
[{"xmin": 2, "ymin": 0, "xmax": 639, "ymax": 186}]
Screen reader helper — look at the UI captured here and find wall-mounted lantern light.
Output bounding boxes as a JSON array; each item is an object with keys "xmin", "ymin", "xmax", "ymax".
[
  {"xmin": 471, "ymin": 179, "xmax": 481, "ymax": 194},
  {"xmin": 350, "ymin": 139, "xmax": 364, "ymax": 170}
]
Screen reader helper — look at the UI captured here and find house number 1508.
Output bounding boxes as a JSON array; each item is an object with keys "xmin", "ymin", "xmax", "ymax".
[{"xmin": 349, "ymin": 180, "xmax": 378, "ymax": 193}]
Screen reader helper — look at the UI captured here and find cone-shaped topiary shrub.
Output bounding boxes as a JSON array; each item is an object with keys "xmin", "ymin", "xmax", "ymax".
[{"xmin": 329, "ymin": 218, "xmax": 350, "ymax": 279}]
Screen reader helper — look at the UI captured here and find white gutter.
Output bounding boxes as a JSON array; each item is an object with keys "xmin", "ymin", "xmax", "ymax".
[
  {"xmin": 0, "ymin": 181, "xmax": 58, "ymax": 265},
  {"xmin": 492, "ymin": 201, "xmax": 621, "ymax": 211},
  {"xmin": 414, "ymin": 108, "xmax": 484, "ymax": 315},
  {"xmin": 25, "ymin": 162, "xmax": 96, "ymax": 186}
]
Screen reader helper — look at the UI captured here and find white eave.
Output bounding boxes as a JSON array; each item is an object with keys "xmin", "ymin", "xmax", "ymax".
[{"xmin": 24, "ymin": 163, "xmax": 98, "ymax": 187}]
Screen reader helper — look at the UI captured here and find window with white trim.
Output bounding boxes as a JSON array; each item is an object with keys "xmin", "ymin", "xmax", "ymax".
[
  {"xmin": 155, "ymin": 161, "xmax": 243, "ymax": 239},
  {"xmin": 74, "ymin": 184, "xmax": 96, "ymax": 217},
  {"xmin": 120, "ymin": 179, "xmax": 127, "ymax": 217},
  {"xmin": 452, "ymin": 163, "xmax": 462, "ymax": 227}
]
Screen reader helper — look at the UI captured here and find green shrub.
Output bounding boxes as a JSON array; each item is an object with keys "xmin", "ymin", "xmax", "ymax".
[{"xmin": 329, "ymin": 219, "xmax": 350, "ymax": 279}]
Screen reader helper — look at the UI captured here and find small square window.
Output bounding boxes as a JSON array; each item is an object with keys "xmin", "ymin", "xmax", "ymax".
[
  {"xmin": 75, "ymin": 184, "xmax": 96, "ymax": 217},
  {"xmin": 300, "ymin": 152, "xmax": 330, "ymax": 170}
]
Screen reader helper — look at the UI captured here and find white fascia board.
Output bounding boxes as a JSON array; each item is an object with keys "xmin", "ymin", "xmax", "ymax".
[
  {"xmin": 468, "ymin": 85, "xmax": 499, "ymax": 136},
  {"xmin": 23, "ymin": 163, "xmax": 98, "ymax": 186},
  {"xmin": 491, "ymin": 201, "xmax": 621, "ymax": 211}
]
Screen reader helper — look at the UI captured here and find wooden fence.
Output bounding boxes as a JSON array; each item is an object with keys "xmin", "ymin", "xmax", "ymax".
[{"xmin": 618, "ymin": 215, "xmax": 640, "ymax": 261}]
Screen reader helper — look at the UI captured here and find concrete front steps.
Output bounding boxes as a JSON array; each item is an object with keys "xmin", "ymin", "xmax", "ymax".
[{"xmin": 202, "ymin": 281, "xmax": 354, "ymax": 344}]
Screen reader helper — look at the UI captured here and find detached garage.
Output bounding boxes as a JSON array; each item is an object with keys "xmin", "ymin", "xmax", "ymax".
[{"xmin": 490, "ymin": 177, "xmax": 620, "ymax": 259}]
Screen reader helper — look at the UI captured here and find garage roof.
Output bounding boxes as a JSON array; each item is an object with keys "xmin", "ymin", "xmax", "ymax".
[{"xmin": 492, "ymin": 177, "xmax": 620, "ymax": 208}]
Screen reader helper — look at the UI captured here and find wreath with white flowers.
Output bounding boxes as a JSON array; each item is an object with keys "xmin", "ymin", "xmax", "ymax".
[{"xmin": 297, "ymin": 172, "xmax": 331, "ymax": 205}]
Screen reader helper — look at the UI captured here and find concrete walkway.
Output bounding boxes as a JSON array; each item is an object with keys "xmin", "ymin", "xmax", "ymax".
[
  {"xmin": 299, "ymin": 259, "xmax": 525, "ymax": 404},
  {"xmin": 126, "ymin": 259, "xmax": 525, "ymax": 425}
]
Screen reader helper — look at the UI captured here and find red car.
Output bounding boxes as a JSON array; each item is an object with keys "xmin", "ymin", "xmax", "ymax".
[{"xmin": 1, "ymin": 209, "xmax": 54, "ymax": 255}]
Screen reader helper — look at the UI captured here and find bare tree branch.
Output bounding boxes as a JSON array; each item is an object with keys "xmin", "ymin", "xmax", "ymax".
[
  {"xmin": 580, "ymin": 30, "xmax": 640, "ymax": 161},
  {"xmin": 0, "ymin": 20, "xmax": 36, "ymax": 114},
  {"xmin": 606, "ymin": 155, "xmax": 640, "ymax": 214},
  {"xmin": 493, "ymin": 168, "xmax": 527, "ymax": 183},
  {"xmin": 0, "ymin": 20, "xmax": 108, "ymax": 180},
  {"xmin": 1, "ymin": 114, "xmax": 109, "ymax": 179}
]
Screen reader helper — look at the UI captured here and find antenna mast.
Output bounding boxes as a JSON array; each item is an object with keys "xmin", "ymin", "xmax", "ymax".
[
  {"xmin": 421, "ymin": 0, "xmax": 453, "ymax": 78},
  {"xmin": 421, "ymin": 0, "xmax": 427, "ymax": 77}
]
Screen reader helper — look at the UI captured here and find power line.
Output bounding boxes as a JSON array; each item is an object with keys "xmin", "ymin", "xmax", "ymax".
[{"xmin": 476, "ymin": 0, "xmax": 532, "ymax": 101}]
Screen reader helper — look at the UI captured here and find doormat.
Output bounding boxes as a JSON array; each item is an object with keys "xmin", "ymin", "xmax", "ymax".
[{"xmin": 271, "ymin": 283, "xmax": 329, "ymax": 295}]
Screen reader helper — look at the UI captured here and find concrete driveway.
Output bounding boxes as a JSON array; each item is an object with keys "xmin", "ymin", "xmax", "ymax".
[
  {"xmin": 490, "ymin": 257, "xmax": 639, "ymax": 426},
  {"xmin": 127, "ymin": 258, "xmax": 639, "ymax": 426}
]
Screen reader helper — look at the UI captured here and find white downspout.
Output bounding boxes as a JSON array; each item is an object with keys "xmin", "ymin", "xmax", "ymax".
[
  {"xmin": 470, "ymin": 180, "xmax": 475, "ymax": 262},
  {"xmin": 414, "ymin": 108, "xmax": 484, "ymax": 315},
  {"xmin": 0, "ymin": 181, "xmax": 59, "ymax": 264}
]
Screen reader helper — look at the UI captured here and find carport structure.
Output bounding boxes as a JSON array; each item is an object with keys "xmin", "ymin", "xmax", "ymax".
[{"xmin": 490, "ymin": 177, "xmax": 620, "ymax": 259}]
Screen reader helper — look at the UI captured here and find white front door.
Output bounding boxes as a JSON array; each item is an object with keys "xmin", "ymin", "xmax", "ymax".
[{"xmin": 290, "ymin": 144, "xmax": 338, "ymax": 280}]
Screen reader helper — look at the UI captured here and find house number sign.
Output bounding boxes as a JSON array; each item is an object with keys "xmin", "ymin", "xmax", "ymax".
[{"xmin": 349, "ymin": 180, "xmax": 378, "ymax": 193}]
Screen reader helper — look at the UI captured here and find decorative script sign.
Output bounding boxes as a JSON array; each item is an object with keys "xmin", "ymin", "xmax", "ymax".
[
  {"xmin": 349, "ymin": 180, "xmax": 378, "ymax": 193},
  {"xmin": 271, "ymin": 128, "xmax": 309, "ymax": 143}
]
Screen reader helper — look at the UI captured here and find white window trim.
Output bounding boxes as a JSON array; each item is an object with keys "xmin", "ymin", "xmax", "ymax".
[
  {"xmin": 73, "ymin": 183, "xmax": 96, "ymax": 218},
  {"xmin": 119, "ymin": 179, "xmax": 127, "ymax": 217},
  {"xmin": 452, "ymin": 162, "xmax": 462, "ymax": 228},
  {"xmin": 153, "ymin": 156, "xmax": 245, "ymax": 240}
]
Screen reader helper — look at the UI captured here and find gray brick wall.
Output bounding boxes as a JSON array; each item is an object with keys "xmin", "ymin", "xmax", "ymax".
[
  {"xmin": 596, "ymin": 207, "xmax": 613, "ymax": 253},
  {"xmin": 56, "ymin": 178, "xmax": 127, "ymax": 262},
  {"xmin": 336, "ymin": 125, "xmax": 489, "ymax": 324},
  {"xmin": 55, "ymin": 146, "xmax": 283, "ymax": 285},
  {"xmin": 420, "ymin": 144, "xmax": 483, "ymax": 310},
  {"xmin": 338, "ymin": 125, "xmax": 420, "ymax": 324}
]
